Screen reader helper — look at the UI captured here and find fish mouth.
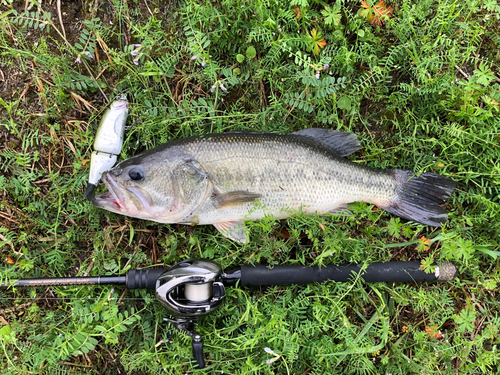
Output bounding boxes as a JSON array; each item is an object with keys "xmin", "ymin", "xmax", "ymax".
[
  {"xmin": 92, "ymin": 172, "xmax": 152, "ymax": 216},
  {"xmin": 124, "ymin": 186, "xmax": 152, "ymax": 210},
  {"xmin": 92, "ymin": 172, "xmax": 127, "ymax": 212}
]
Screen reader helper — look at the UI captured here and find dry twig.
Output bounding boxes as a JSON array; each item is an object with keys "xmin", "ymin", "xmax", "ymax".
[{"xmin": 56, "ymin": 0, "xmax": 66, "ymax": 39}]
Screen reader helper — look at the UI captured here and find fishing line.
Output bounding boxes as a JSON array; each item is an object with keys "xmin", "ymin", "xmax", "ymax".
[{"xmin": 0, "ymin": 297, "xmax": 151, "ymax": 300}]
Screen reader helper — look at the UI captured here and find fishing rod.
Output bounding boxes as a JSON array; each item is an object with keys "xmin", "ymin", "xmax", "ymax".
[{"xmin": 1, "ymin": 260, "xmax": 456, "ymax": 369}]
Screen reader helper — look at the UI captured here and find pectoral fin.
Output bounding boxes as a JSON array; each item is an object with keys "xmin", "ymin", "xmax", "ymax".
[
  {"xmin": 211, "ymin": 191, "xmax": 261, "ymax": 208},
  {"xmin": 213, "ymin": 221, "xmax": 247, "ymax": 243}
]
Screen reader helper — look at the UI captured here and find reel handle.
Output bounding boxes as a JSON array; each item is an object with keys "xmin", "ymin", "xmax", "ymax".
[
  {"xmin": 192, "ymin": 337, "xmax": 205, "ymax": 369},
  {"xmin": 164, "ymin": 318, "xmax": 206, "ymax": 369}
]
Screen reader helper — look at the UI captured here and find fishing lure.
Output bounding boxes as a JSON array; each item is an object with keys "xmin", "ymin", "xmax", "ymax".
[{"xmin": 84, "ymin": 94, "xmax": 129, "ymax": 200}]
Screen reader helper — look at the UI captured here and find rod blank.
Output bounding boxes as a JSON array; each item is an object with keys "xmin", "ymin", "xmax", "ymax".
[
  {"xmin": 1, "ymin": 268, "xmax": 166, "ymax": 290},
  {"xmin": 1, "ymin": 276, "xmax": 126, "ymax": 288}
]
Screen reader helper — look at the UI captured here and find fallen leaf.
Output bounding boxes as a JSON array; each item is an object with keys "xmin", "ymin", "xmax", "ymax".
[
  {"xmin": 292, "ymin": 5, "xmax": 302, "ymax": 19},
  {"xmin": 359, "ymin": 0, "xmax": 393, "ymax": 26},
  {"xmin": 425, "ymin": 325, "xmax": 444, "ymax": 339},
  {"xmin": 279, "ymin": 228, "xmax": 290, "ymax": 239},
  {"xmin": 371, "ymin": 1, "xmax": 393, "ymax": 26},
  {"xmin": 360, "ymin": 0, "xmax": 373, "ymax": 19},
  {"xmin": 308, "ymin": 28, "xmax": 327, "ymax": 55}
]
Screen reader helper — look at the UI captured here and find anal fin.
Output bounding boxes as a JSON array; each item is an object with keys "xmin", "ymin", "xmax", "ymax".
[{"xmin": 213, "ymin": 221, "xmax": 247, "ymax": 243}]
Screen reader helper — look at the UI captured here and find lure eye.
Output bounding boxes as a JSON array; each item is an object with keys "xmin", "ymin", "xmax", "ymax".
[{"xmin": 128, "ymin": 168, "xmax": 144, "ymax": 181}]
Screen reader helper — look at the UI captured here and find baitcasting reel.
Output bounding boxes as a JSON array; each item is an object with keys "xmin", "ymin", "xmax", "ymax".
[
  {"xmin": 155, "ymin": 259, "xmax": 226, "ymax": 368},
  {"xmin": 156, "ymin": 259, "xmax": 226, "ymax": 317}
]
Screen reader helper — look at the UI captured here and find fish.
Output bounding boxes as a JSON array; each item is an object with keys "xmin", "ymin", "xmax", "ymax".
[{"xmin": 92, "ymin": 129, "xmax": 456, "ymax": 243}]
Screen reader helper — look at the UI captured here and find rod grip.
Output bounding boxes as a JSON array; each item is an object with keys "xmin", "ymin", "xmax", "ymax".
[
  {"xmin": 125, "ymin": 268, "xmax": 166, "ymax": 290},
  {"xmin": 239, "ymin": 262, "xmax": 455, "ymax": 286}
]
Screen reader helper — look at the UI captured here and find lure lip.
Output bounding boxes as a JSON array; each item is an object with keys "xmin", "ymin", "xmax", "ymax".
[{"xmin": 84, "ymin": 183, "xmax": 97, "ymax": 201}]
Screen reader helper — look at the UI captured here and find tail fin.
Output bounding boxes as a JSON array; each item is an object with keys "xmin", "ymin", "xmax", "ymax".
[{"xmin": 382, "ymin": 170, "xmax": 456, "ymax": 226}]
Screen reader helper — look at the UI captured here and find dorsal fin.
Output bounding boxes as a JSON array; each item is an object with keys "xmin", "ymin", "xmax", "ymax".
[{"xmin": 290, "ymin": 129, "xmax": 360, "ymax": 157}]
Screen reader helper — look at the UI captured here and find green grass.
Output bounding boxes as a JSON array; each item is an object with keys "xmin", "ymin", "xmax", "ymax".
[{"xmin": 0, "ymin": 0, "xmax": 499, "ymax": 373}]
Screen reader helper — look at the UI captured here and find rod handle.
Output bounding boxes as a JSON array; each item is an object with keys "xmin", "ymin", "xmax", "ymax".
[{"xmin": 239, "ymin": 262, "xmax": 455, "ymax": 286}]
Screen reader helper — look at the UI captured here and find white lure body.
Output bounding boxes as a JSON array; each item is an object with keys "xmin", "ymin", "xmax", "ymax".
[
  {"xmin": 93, "ymin": 95, "xmax": 129, "ymax": 154},
  {"xmin": 88, "ymin": 152, "xmax": 118, "ymax": 185},
  {"xmin": 85, "ymin": 94, "xmax": 129, "ymax": 199}
]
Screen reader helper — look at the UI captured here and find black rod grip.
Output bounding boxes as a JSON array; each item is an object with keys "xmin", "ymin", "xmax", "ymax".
[
  {"xmin": 125, "ymin": 268, "xmax": 166, "ymax": 290},
  {"xmin": 239, "ymin": 262, "xmax": 455, "ymax": 286}
]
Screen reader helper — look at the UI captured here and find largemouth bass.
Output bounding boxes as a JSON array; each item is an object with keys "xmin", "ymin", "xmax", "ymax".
[{"xmin": 92, "ymin": 129, "xmax": 456, "ymax": 243}]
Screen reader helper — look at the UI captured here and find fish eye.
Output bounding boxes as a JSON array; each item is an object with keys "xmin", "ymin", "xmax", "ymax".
[{"xmin": 128, "ymin": 168, "xmax": 144, "ymax": 181}]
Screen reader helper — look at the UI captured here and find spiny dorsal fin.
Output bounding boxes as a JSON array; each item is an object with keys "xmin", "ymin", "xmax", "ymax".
[
  {"xmin": 290, "ymin": 128, "xmax": 360, "ymax": 157},
  {"xmin": 211, "ymin": 191, "xmax": 261, "ymax": 208}
]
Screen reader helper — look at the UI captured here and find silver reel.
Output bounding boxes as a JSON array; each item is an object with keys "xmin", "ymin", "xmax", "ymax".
[
  {"xmin": 155, "ymin": 259, "xmax": 226, "ymax": 318},
  {"xmin": 155, "ymin": 259, "xmax": 226, "ymax": 368}
]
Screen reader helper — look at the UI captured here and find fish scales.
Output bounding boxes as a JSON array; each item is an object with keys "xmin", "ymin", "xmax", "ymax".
[
  {"xmin": 174, "ymin": 133, "xmax": 395, "ymax": 224},
  {"xmin": 93, "ymin": 129, "xmax": 456, "ymax": 243}
]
